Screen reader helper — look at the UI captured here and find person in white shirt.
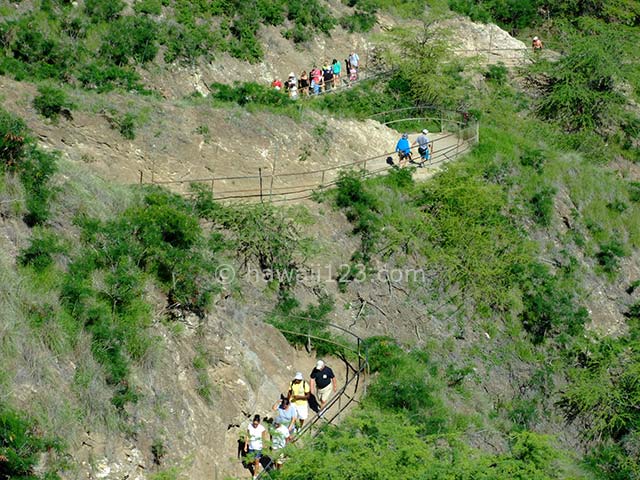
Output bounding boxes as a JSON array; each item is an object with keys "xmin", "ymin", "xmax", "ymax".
[
  {"xmin": 271, "ymin": 420, "xmax": 291, "ymax": 469},
  {"xmin": 244, "ymin": 415, "xmax": 267, "ymax": 479}
]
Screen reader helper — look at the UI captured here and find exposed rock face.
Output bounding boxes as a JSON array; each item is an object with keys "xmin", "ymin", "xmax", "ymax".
[{"xmin": 439, "ymin": 17, "xmax": 529, "ymax": 64}]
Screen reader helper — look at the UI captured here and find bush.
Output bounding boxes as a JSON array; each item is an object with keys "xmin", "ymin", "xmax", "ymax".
[
  {"xmin": 77, "ymin": 62, "xmax": 145, "ymax": 92},
  {"xmin": 340, "ymin": 12, "xmax": 377, "ymax": 33},
  {"xmin": 519, "ymin": 262, "xmax": 588, "ymax": 343},
  {"xmin": 484, "ymin": 62, "xmax": 508, "ymax": 85},
  {"xmin": 117, "ymin": 113, "xmax": 136, "ymax": 140},
  {"xmin": 210, "ymin": 82, "xmax": 292, "ymax": 107},
  {"xmin": 533, "ymin": 34, "xmax": 626, "ymax": 133},
  {"xmin": 19, "ymin": 149, "xmax": 58, "ymax": 226},
  {"xmin": 529, "ymin": 185, "xmax": 556, "ymax": 226},
  {"xmin": 0, "ymin": 110, "xmax": 29, "ymax": 168},
  {"xmin": 335, "ymin": 170, "xmax": 382, "ymax": 266},
  {"xmin": 19, "ymin": 228, "xmax": 66, "ymax": 271},
  {"xmin": 85, "ymin": 0, "xmax": 125, "ymax": 22},
  {"xmin": 596, "ymin": 240, "xmax": 626, "ymax": 273},
  {"xmin": 134, "ymin": 0, "xmax": 162, "ymax": 15},
  {"xmin": 0, "ymin": 405, "xmax": 63, "ymax": 479},
  {"xmin": 267, "ymin": 293, "xmax": 342, "ymax": 357},
  {"xmin": 33, "ymin": 85, "xmax": 73, "ymax": 120},
  {"xmin": 102, "ymin": 16, "xmax": 159, "ymax": 66}
]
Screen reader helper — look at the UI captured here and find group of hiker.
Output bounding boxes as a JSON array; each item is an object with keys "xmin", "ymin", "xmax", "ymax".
[
  {"xmin": 271, "ymin": 51, "xmax": 362, "ymax": 99},
  {"xmin": 242, "ymin": 360, "xmax": 337, "ymax": 478},
  {"xmin": 392, "ymin": 128, "xmax": 434, "ymax": 168}
]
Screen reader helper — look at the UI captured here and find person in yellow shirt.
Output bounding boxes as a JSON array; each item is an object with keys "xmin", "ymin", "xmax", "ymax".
[{"xmin": 288, "ymin": 372, "xmax": 310, "ymax": 428}]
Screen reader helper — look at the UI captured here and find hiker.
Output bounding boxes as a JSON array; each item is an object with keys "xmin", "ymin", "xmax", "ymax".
[
  {"xmin": 299, "ymin": 70, "xmax": 309, "ymax": 96},
  {"xmin": 332, "ymin": 59, "xmax": 341, "ymax": 87},
  {"xmin": 310, "ymin": 66, "xmax": 323, "ymax": 95},
  {"xmin": 244, "ymin": 414, "xmax": 268, "ymax": 479},
  {"xmin": 272, "ymin": 395, "xmax": 297, "ymax": 435},
  {"xmin": 413, "ymin": 129, "xmax": 432, "ymax": 167},
  {"xmin": 270, "ymin": 420, "xmax": 290, "ymax": 469},
  {"xmin": 395, "ymin": 133, "xmax": 412, "ymax": 167},
  {"xmin": 349, "ymin": 51, "xmax": 360, "ymax": 73},
  {"xmin": 288, "ymin": 372, "xmax": 310, "ymax": 428},
  {"xmin": 271, "ymin": 78, "xmax": 283, "ymax": 90},
  {"xmin": 310, "ymin": 360, "xmax": 337, "ymax": 410},
  {"xmin": 532, "ymin": 36, "xmax": 543, "ymax": 51},
  {"xmin": 322, "ymin": 62, "xmax": 334, "ymax": 92},
  {"xmin": 286, "ymin": 72, "xmax": 298, "ymax": 99}
]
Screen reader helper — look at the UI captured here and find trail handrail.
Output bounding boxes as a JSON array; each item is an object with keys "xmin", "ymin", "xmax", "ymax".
[
  {"xmin": 139, "ymin": 114, "xmax": 477, "ymax": 202},
  {"xmin": 253, "ymin": 316, "xmax": 369, "ymax": 479}
]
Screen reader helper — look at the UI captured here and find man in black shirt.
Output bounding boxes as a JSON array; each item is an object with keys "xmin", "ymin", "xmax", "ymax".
[{"xmin": 310, "ymin": 360, "xmax": 337, "ymax": 409}]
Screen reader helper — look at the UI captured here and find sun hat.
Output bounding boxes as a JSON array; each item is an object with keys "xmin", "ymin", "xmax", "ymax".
[
  {"xmin": 289, "ymin": 72, "xmax": 295, "ymax": 77},
  {"xmin": 294, "ymin": 372, "xmax": 304, "ymax": 380},
  {"xmin": 422, "ymin": 129, "xmax": 429, "ymax": 135},
  {"xmin": 316, "ymin": 360, "xmax": 325, "ymax": 369}
]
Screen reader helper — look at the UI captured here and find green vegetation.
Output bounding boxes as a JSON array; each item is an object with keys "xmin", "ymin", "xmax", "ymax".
[
  {"xmin": 278, "ymin": 337, "xmax": 584, "ymax": 479},
  {"xmin": 0, "ymin": 405, "xmax": 64, "ymax": 479},
  {"xmin": 0, "ymin": 0, "xmax": 342, "ymax": 92},
  {"xmin": 2, "ymin": 1, "xmax": 640, "ymax": 478},
  {"xmin": 1, "ymin": 108, "xmax": 58, "ymax": 226},
  {"xmin": 33, "ymin": 85, "xmax": 74, "ymax": 120}
]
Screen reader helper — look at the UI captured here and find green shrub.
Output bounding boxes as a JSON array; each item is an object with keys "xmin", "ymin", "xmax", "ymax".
[
  {"xmin": 0, "ymin": 109, "xmax": 29, "ymax": 168},
  {"xmin": 340, "ymin": 12, "xmax": 377, "ymax": 33},
  {"xmin": 211, "ymin": 82, "xmax": 292, "ymax": 107},
  {"xmin": 533, "ymin": 34, "xmax": 626, "ymax": 134},
  {"xmin": 629, "ymin": 182, "xmax": 640, "ymax": 203},
  {"xmin": 85, "ymin": 0, "xmax": 125, "ymax": 22},
  {"xmin": 267, "ymin": 293, "xmax": 342, "ymax": 357},
  {"xmin": 134, "ymin": 0, "xmax": 162, "ymax": 15},
  {"xmin": 19, "ymin": 228, "xmax": 66, "ymax": 271},
  {"xmin": 33, "ymin": 85, "xmax": 73, "ymax": 120},
  {"xmin": 77, "ymin": 62, "xmax": 145, "ymax": 92},
  {"xmin": 529, "ymin": 185, "xmax": 556, "ymax": 226},
  {"xmin": 484, "ymin": 62, "xmax": 508, "ymax": 85},
  {"xmin": 520, "ymin": 148, "xmax": 546, "ymax": 173},
  {"xmin": 102, "ymin": 16, "xmax": 159, "ymax": 65},
  {"xmin": 519, "ymin": 262, "xmax": 588, "ymax": 343},
  {"xmin": 0, "ymin": 405, "xmax": 63, "ymax": 479},
  {"xmin": 19, "ymin": 149, "xmax": 58, "ymax": 226},
  {"xmin": 335, "ymin": 170, "xmax": 382, "ymax": 266},
  {"xmin": 596, "ymin": 240, "xmax": 626, "ymax": 273},
  {"xmin": 117, "ymin": 113, "xmax": 136, "ymax": 140}
]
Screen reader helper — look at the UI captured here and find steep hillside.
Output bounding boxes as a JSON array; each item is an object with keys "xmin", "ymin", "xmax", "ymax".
[{"xmin": 1, "ymin": 1, "xmax": 640, "ymax": 480}]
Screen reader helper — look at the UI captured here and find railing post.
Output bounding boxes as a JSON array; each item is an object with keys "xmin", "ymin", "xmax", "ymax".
[
  {"xmin": 321, "ymin": 170, "xmax": 325, "ymax": 188},
  {"xmin": 138, "ymin": 170, "xmax": 143, "ymax": 184},
  {"xmin": 259, "ymin": 168, "xmax": 263, "ymax": 203},
  {"xmin": 210, "ymin": 178, "xmax": 215, "ymax": 194}
]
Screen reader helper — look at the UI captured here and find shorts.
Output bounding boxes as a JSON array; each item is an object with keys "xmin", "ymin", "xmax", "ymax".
[
  {"xmin": 294, "ymin": 403, "xmax": 308, "ymax": 420},
  {"xmin": 247, "ymin": 449, "xmax": 262, "ymax": 459},
  {"xmin": 317, "ymin": 384, "xmax": 333, "ymax": 403},
  {"xmin": 418, "ymin": 146, "xmax": 430, "ymax": 160}
]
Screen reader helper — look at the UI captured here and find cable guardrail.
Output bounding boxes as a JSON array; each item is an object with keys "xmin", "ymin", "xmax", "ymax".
[
  {"xmin": 253, "ymin": 316, "xmax": 369, "ymax": 479},
  {"xmin": 138, "ymin": 110, "xmax": 478, "ymax": 202}
]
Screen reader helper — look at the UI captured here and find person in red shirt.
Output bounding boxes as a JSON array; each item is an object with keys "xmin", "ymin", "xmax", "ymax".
[{"xmin": 271, "ymin": 78, "xmax": 283, "ymax": 90}]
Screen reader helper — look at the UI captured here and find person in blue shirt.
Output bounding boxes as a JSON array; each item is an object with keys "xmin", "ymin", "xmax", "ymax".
[{"xmin": 395, "ymin": 133, "xmax": 412, "ymax": 167}]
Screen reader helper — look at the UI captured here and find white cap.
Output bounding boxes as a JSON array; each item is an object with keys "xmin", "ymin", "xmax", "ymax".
[
  {"xmin": 422, "ymin": 129, "xmax": 429, "ymax": 135},
  {"xmin": 316, "ymin": 360, "xmax": 325, "ymax": 369},
  {"xmin": 294, "ymin": 372, "xmax": 303, "ymax": 380},
  {"xmin": 289, "ymin": 72, "xmax": 295, "ymax": 77},
  {"xmin": 533, "ymin": 36, "xmax": 539, "ymax": 40}
]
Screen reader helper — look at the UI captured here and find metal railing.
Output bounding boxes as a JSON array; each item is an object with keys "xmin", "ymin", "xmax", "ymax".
[
  {"xmin": 253, "ymin": 316, "xmax": 369, "ymax": 479},
  {"xmin": 138, "ymin": 109, "xmax": 479, "ymax": 203}
]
